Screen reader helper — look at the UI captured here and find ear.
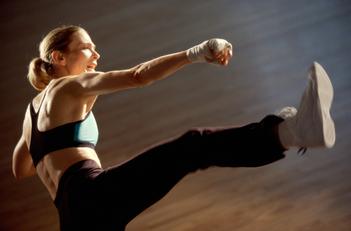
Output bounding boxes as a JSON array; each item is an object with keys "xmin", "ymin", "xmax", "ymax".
[{"xmin": 51, "ymin": 50, "xmax": 66, "ymax": 66}]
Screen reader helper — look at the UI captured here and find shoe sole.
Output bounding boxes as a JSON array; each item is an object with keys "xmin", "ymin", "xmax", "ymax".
[{"xmin": 311, "ymin": 62, "xmax": 336, "ymax": 148}]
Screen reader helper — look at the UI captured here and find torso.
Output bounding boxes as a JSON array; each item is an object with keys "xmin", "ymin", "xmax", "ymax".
[
  {"xmin": 35, "ymin": 148, "xmax": 101, "ymax": 200},
  {"xmin": 23, "ymin": 79, "xmax": 101, "ymax": 200}
]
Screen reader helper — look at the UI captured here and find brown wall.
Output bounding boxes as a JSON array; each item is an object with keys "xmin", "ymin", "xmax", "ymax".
[{"xmin": 1, "ymin": 0, "xmax": 351, "ymax": 230}]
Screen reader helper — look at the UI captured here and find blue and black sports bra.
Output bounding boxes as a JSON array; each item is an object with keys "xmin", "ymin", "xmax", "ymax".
[{"xmin": 29, "ymin": 95, "xmax": 99, "ymax": 167}]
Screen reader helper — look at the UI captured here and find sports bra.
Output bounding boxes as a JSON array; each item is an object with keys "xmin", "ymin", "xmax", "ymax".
[{"xmin": 29, "ymin": 95, "xmax": 99, "ymax": 167}]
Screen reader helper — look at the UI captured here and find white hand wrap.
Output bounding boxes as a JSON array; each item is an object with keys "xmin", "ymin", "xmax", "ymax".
[{"xmin": 186, "ymin": 38, "xmax": 233, "ymax": 63}]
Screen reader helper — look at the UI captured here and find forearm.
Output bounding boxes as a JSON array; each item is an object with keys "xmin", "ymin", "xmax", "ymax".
[
  {"xmin": 127, "ymin": 38, "xmax": 233, "ymax": 86},
  {"xmin": 133, "ymin": 51, "xmax": 191, "ymax": 85}
]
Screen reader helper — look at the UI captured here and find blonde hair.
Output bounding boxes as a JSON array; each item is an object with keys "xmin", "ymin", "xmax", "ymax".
[{"xmin": 27, "ymin": 25, "xmax": 85, "ymax": 91}]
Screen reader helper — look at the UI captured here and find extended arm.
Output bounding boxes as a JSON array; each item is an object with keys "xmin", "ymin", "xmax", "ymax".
[
  {"xmin": 77, "ymin": 51, "xmax": 191, "ymax": 96},
  {"xmin": 68, "ymin": 38, "xmax": 233, "ymax": 96}
]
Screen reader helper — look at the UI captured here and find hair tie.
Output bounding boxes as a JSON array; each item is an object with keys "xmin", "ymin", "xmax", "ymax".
[{"xmin": 42, "ymin": 59, "xmax": 53, "ymax": 72}]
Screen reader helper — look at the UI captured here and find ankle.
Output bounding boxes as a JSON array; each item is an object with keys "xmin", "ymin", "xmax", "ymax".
[{"xmin": 278, "ymin": 120, "xmax": 293, "ymax": 149}]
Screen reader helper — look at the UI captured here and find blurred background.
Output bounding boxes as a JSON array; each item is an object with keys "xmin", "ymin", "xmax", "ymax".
[{"xmin": 1, "ymin": 0, "xmax": 351, "ymax": 230}]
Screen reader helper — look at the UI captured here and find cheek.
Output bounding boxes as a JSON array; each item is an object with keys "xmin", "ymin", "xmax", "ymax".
[
  {"xmin": 81, "ymin": 49, "xmax": 93, "ymax": 58},
  {"xmin": 66, "ymin": 51, "xmax": 91, "ymax": 74},
  {"xmin": 67, "ymin": 57, "xmax": 87, "ymax": 73}
]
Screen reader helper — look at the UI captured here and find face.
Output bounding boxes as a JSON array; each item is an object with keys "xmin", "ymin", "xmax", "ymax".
[{"xmin": 61, "ymin": 30, "xmax": 100, "ymax": 75}]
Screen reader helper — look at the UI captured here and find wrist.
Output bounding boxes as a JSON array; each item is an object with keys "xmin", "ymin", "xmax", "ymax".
[
  {"xmin": 186, "ymin": 40, "xmax": 209, "ymax": 63},
  {"xmin": 182, "ymin": 50, "xmax": 192, "ymax": 64}
]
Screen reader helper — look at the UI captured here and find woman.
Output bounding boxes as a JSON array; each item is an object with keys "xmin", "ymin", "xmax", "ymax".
[{"xmin": 13, "ymin": 25, "xmax": 335, "ymax": 230}]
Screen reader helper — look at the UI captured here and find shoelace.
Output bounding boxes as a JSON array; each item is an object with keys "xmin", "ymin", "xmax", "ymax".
[{"xmin": 297, "ymin": 147, "xmax": 307, "ymax": 155}]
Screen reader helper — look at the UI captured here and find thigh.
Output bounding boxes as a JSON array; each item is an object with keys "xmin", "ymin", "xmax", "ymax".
[{"xmin": 93, "ymin": 131, "xmax": 201, "ymax": 227}]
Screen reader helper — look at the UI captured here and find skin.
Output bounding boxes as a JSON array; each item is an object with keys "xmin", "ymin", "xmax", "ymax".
[{"xmin": 12, "ymin": 29, "xmax": 233, "ymax": 200}]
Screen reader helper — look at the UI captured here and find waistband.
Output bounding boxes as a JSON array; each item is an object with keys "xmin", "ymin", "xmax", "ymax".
[{"xmin": 54, "ymin": 159, "xmax": 101, "ymax": 207}]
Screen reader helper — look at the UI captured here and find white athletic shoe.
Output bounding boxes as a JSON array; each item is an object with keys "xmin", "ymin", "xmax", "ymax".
[{"xmin": 278, "ymin": 62, "xmax": 335, "ymax": 150}]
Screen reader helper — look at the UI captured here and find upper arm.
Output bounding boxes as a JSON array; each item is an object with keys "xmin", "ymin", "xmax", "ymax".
[
  {"xmin": 12, "ymin": 135, "xmax": 36, "ymax": 180},
  {"xmin": 12, "ymin": 108, "xmax": 36, "ymax": 180},
  {"xmin": 66, "ymin": 66, "xmax": 146, "ymax": 96}
]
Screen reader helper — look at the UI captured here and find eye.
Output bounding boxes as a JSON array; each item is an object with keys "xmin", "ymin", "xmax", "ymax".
[
  {"xmin": 87, "ymin": 46, "xmax": 97, "ymax": 52},
  {"xmin": 80, "ymin": 43, "xmax": 97, "ymax": 53}
]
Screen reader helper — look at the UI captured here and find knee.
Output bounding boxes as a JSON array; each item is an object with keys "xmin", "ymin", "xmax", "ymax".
[
  {"xmin": 183, "ymin": 128, "xmax": 200, "ymax": 138},
  {"xmin": 180, "ymin": 128, "xmax": 214, "ymax": 151},
  {"xmin": 187, "ymin": 127, "xmax": 214, "ymax": 135},
  {"xmin": 182, "ymin": 128, "xmax": 211, "ymax": 140}
]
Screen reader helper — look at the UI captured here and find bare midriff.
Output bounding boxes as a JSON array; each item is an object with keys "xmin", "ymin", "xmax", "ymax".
[{"xmin": 35, "ymin": 147, "xmax": 101, "ymax": 200}]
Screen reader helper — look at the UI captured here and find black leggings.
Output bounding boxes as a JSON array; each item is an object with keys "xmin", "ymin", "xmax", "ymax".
[{"xmin": 54, "ymin": 115, "xmax": 286, "ymax": 231}]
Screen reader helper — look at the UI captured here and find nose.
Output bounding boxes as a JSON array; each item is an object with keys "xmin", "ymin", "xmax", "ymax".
[{"xmin": 92, "ymin": 49, "xmax": 100, "ymax": 60}]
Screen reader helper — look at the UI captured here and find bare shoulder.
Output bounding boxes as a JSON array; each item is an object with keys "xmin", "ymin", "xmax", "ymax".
[
  {"xmin": 50, "ymin": 75, "xmax": 99, "ymax": 103},
  {"xmin": 46, "ymin": 77, "xmax": 98, "ymax": 118},
  {"xmin": 56, "ymin": 69, "xmax": 139, "ymax": 96},
  {"xmin": 57, "ymin": 72, "xmax": 105, "ymax": 94}
]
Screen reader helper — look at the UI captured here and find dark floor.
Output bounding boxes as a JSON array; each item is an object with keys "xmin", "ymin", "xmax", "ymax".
[{"xmin": 1, "ymin": 0, "xmax": 351, "ymax": 230}]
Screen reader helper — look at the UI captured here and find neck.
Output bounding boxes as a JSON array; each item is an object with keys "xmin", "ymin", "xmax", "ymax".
[{"xmin": 52, "ymin": 65, "xmax": 70, "ymax": 78}]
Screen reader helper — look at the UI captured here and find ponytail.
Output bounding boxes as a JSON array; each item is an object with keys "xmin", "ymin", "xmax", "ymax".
[
  {"xmin": 27, "ymin": 25, "xmax": 84, "ymax": 91},
  {"xmin": 27, "ymin": 57, "xmax": 52, "ymax": 91}
]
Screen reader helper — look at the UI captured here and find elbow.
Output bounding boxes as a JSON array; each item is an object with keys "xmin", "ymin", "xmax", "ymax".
[
  {"xmin": 12, "ymin": 163, "xmax": 24, "ymax": 180},
  {"xmin": 14, "ymin": 174, "xmax": 23, "ymax": 181},
  {"xmin": 132, "ymin": 65, "xmax": 153, "ymax": 87},
  {"xmin": 13, "ymin": 169, "xmax": 34, "ymax": 180},
  {"xmin": 12, "ymin": 159, "xmax": 35, "ymax": 180},
  {"xmin": 12, "ymin": 168, "xmax": 24, "ymax": 180},
  {"xmin": 12, "ymin": 159, "xmax": 20, "ymax": 180}
]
